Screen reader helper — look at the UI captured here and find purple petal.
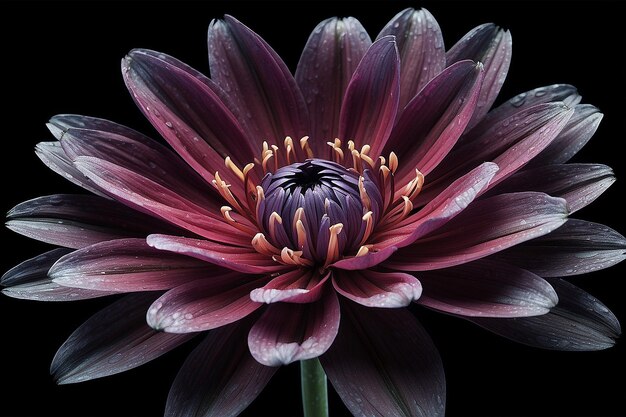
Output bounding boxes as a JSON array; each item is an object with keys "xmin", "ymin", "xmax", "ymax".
[
  {"xmin": 208, "ymin": 16, "xmax": 309, "ymax": 147},
  {"xmin": 248, "ymin": 289, "xmax": 340, "ymax": 366},
  {"xmin": 165, "ymin": 320, "xmax": 277, "ymax": 417},
  {"xmin": 1, "ymin": 249, "xmax": 115, "ymax": 301},
  {"xmin": 378, "ymin": 8, "xmax": 445, "ymax": 111},
  {"xmin": 446, "ymin": 24, "xmax": 512, "ymax": 128},
  {"xmin": 51, "ymin": 293, "xmax": 194, "ymax": 384},
  {"xmin": 418, "ymin": 259, "xmax": 557, "ymax": 317},
  {"xmin": 469, "ymin": 279, "xmax": 621, "ymax": 351},
  {"xmin": 339, "ymin": 36, "xmax": 400, "ymax": 155},
  {"xmin": 321, "ymin": 301, "xmax": 445, "ymax": 417},
  {"xmin": 493, "ymin": 219, "xmax": 626, "ymax": 277},
  {"xmin": 250, "ymin": 269, "xmax": 330, "ymax": 304},
  {"xmin": 332, "ymin": 269, "xmax": 421, "ymax": 308},
  {"xmin": 147, "ymin": 234, "xmax": 287, "ymax": 274},
  {"xmin": 379, "ymin": 60, "xmax": 484, "ymax": 177},
  {"xmin": 49, "ymin": 238, "xmax": 220, "ymax": 292},
  {"xmin": 387, "ymin": 192, "xmax": 569, "ymax": 271},
  {"xmin": 146, "ymin": 272, "xmax": 267, "ymax": 333},
  {"xmin": 295, "ymin": 16, "xmax": 371, "ymax": 155}
]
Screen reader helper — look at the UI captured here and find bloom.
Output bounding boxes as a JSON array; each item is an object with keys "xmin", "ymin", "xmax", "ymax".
[{"xmin": 2, "ymin": 7, "xmax": 624, "ymax": 416}]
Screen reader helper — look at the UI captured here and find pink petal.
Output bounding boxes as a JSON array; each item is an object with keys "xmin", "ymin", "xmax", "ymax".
[
  {"xmin": 320, "ymin": 301, "xmax": 445, "ymax": 417},
  {"xmin": 339, "ymin": 36, "xmax": 400, "ymax": 156},
  {"xmin": 378, "ymin": 8, "xmax": 446, "ymax": 111},
  {"xmin": 446, "ymin": 23, "xmax": 512, "ymax": 128},
  {"xmin": 418, "ymin": 259, "xmax": 557, "ymax": 317},
  {"xmin": 387, "ymin": 192, "xmax": 569, "ymax": 271},
  {"xmin": 248, "ymin": 289, "xmax": 340, "ymax": 366},
  {"xmin": 1, "ymin": 249, "xmax": 116, "ymax": 301},
  {"xmin": 379, "ymin": 60, "xmax": 484, "ymax": 178},
  {"xmin": 49, "ymin": 238, "xmax": 220, "ymax": 292},
  {"xmin": 331, "ymin": 245, "xmax": 398, "ymax": 271},
  {"xmin": 250, "ymin": 269, "xmax": 330, "ymax": 304},
  {"xmin": 208, "ymin": 16, "xmax": 309, "ymax": 147},
  {"xmin": 332, "ymin": 269, "xmax": 422, "ymax": 308},
  {"xmin": 51, "ymin": 293, "xmax": 194, "ymax": 384},
  {"xmin": 295, "ymin": 16, "xmax": 371, "ymax": 156},
  {"xmin": 146, "ymin": 272, "xmax": 267, "ymax": 333},
  {"xmin": 165, "ymin": 320, "xmax": 277, "ymax": 417}
]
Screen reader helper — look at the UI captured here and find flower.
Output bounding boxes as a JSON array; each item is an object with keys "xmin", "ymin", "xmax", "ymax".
[{"xmin": 2, "ymin": 7, "xmax": 624, "ymax": 417}]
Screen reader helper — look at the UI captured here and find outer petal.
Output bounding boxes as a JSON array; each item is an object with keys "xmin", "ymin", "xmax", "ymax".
[
  {"xmin": 339, "ymin": 36, "xmax": 400, "ymax": 155},
  {"xmin": 146, "ymin": 272, "xmax": 267, "ymax": 333},
  {"xmin": 248, "ymin": 289, "xmax": 340, "ymax": 366},
  {"xmin": 493, "ymin": 219, "xmax": 626, "ymax": 277},
  {"xmin": 377, "ymin": 8, "xmax": 446, "ymax": 111},
  {"xmin": 165, "ymin": 320, "xmax": 277, "ymax": 417},
  {"xmin": 446, "ymin": 23, "xmax": 512, "ymax": 128},
  {"xmin": 321, "ymin": 301, "xmax": 445, "ymax": 417},
  {"xmin": 386, "ymin": 192, "xmax": 569, "ymax": 271},
  {"xmin": 49, "ymin": 238, "xmax": 219, "ymax": 292},
  {"xmin": 417, "ymin": 259, "xmax": 558, "ymax": 317},
  {"xmin": 1, "ymin": 249, "xmax": 115, "ymax": 301},
  {"xmin": 208, "ymin": 16, "xmax": 309, "ymax": 147},
  {"xmin": 51, "ymin": 293, "xmax": 194, "ymax": 384},
  {"xmin": 295, "ymin": 16, "xmax": 371, "ymax": 155},
  {"xmin": 469, "ymin": 279, "xmax": 621, "ymax": 351},
  {"xmin": 250, "ymin": 269, "xmax": 330, "ymax": 304},
  {"xmin": 332, "ymin": 269, "xmax": 422, "ymax": 308}
]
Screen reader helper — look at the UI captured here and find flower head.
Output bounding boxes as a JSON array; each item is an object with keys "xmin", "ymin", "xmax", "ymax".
[{"xmin": 3, "ymin": 8, "xmax": 623, "ymax": 417}]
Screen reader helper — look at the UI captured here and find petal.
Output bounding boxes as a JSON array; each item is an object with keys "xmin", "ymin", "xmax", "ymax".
[
  {"xmin": 165, "ymin": 320, "xmax": 277, "ymax": 417},
  {"xmin": 147, "ymin": 234, "xmax": 287, "ymax": 274},
  {"xmin": 387, "ymin": 192, "xmax": 569, "ymax": 271},
  {"xmin": 379, "ymin": 60, "xmax": 484, "ymax": 177},
  {"xmin": 250, "ymin": 269, "xmax": 330, "ymax": 304},
  {"xmin": 332, "ymin": 269, "xmax": 422, "ymax": 308},
  {"xmin": 493, "ymin": 219, "xmax": 626, "ymax": 277},
  {"xmin": 1, "ymin": 249, "xmax": 115, "ymax": 301},
  {"xmin": 248, "ymin": 289, "xmax": 340, "ymax": 366},
  {"xmin": 146, "ymin": 272, "xmax": 267, "ymax": 333},
  {"xmin": 208, "ymin": 16, "xmax": 309, "ymax": 146},
  {"xmin": 51, "ymin": 293, "xmax": 194, "ymax": 384},
  {"xmin": 377, "ymin": 8, "xmax": 445, "ymax": 111},
  {"xmin": 49, "ymin": 238, "xmax": 220, "ymax": 292},
  {"xmin": 6, "ymin": 194, "xmax": 179, "ymax": 249},
  {"xmin": 339, "ymin": 36, "xmax": 400, "ymax": 155},
  {"xmin": 418, "ymin": 259, "xmax": 558, "ymax": 317},
  {"xmin": 489, "ymin": 163, "xmax": 615, "ymax": 213},
  {"xmin": 446, "ymin": 24, "xmax": 512, "ymax": 128},
  {"xmin": 470, "ymin": 279, "xmax": 621, "ymax": 351},
  {"xmin": 74, "ymin": 157, "xmax": 250, "ymax": 246},
  {"xmin": 321, "ymin": 301, "xmax": 445, "ymax": 417},
  {"xmin": 330, "ymin": 245, "xmax": 398, "ymax": 271},
  {"xmin": 295, "ymin": 16, "xmax": 371, "ymax": 155}
]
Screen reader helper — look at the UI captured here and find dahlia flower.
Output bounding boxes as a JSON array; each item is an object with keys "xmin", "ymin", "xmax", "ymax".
[{"xmin": 2, "ymin": 7, "xmax": 623, "ymax": 417}]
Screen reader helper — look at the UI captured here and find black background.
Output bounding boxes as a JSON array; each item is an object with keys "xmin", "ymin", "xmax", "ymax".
[{"xmin": 1, "ymin": 1, "xmax": 624, "ymax": 416}]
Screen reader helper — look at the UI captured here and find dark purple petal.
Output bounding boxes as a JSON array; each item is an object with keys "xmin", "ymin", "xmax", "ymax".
[
  {"xmin": 146, "ymin": 272, "xmax": 267, "ymax": 333},
  {"xmin": 377, "ymin": 8, "xmax": 446, "ymax": 111},
  {"xmin": 446, "ymin": 23, "xmax": 512, "ymax": 128},
  {"xmin": 321, "ymin": 301, "xmax": 445, "ymax": 417},
  {"xmin": 296, "ymin": 16, "xmax": 371, "ymax": 155},
  {"xmin": 469, "ymin": 279, "xmax": 621, "ymax": 351},
  {"xmin": 248, "ymin": 289, "xmax": 340, "ymax": 366},
  {"xmin": 49, "ymin": 238, "xmax": 219, "ymax": 292},
  {"xmin": 339, "ymin": 36, "xmax": 400, "ymax": 155},
  {"xmin": 208, "ymin": 16, "xmax": 309, "ymax": 147},
  {"xmin": 332, "ymin": 269, "xmax": 421, "ymax": 308},
  {"xmin": 387, "ymin": 192, "xmax": 569, "ymax": 271},
  {"xmin": 250, "ymin": 269, "xmax": 330, "ymax": 304},
  {"xmin": 379, "ymin": 60, "xmax": 484, "ymax": 177},
  {"xmin": 418, "ymin": 259, "xmax": 557, "ymax": 317},
  {"xmin": 165, "ymin": 319, "xmax": 277, "ymax": 417},
  {"xmin": 51, "ymin": 293, "xmax": 194, "ymax": 384},
  {"xmin": 1, "ymin": 248, "xmax": 115, "ymax": 301},
  {"xmin": 493, "ymin": 219, "xmax": 626, "ymax": 277}
]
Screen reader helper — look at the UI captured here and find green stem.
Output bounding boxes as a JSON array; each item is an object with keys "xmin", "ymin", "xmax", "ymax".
[{"xmin": 300, "ymin": 358, "xmax": 329, "ymax": 417}]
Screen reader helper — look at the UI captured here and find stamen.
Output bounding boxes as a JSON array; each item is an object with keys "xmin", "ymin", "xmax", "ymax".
[
  {"xmin": 252, "ymin": 232, "xmax": 281, "ymax": 256},
  {"xmin": 351, "ymin": 149, "xmax": 362, "ymax": 172},
  {"xmin": 355, "ymin": 245, "xmax": 369, "ymax": 257},
  {"xmin": 300, "ymin": 136, "xmax": 314, "ymax": 159},
  {"xmin": 358, "ymin": 176, "xmax": 372, "ymax": 211},
  {"xmin": 402, "ymin": 169, "xmax": 425, "ymax": 201},
  {"xmin": 284, "ymin": 136, "xmax": 295, "ymax": 165},
  {"xmin": 225, "ymin": 156, "xmax": 245, "ymax": 182},
  {"xmin": 389, "ymin": 151, "xmax": 398, "ymax": 174},
  {"xmin": 278, "ymin": 247, "xmax": 313, "ymax": 267},
  {"xmin": 268, "ymin": 211, "xmax": 283, "ymax": 242},
  {"xmin": 326, "ymin": 139, "xmax": 344, "ymax": 163},
  {"xmin": 359, "ymin": 211, "xmax": 374, "ymax": 246},
  {"xmin": 324, "ymin": 223, "xmax": 343, "ymax": 269},
  {"xmin": 212, "ymin": 172, "xmax": 246, "ymax": 214}
]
